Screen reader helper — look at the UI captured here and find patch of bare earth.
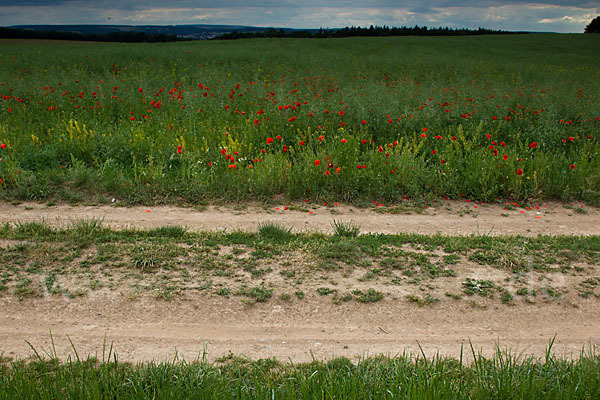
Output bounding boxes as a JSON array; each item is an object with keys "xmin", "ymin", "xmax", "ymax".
[
  {"xmin": 0, "ymin": 199, "xmax": 598, "ymax": 236},
  {"xmin": 0, "ymin": 200, "xmax": 598, "ymax": 363}
]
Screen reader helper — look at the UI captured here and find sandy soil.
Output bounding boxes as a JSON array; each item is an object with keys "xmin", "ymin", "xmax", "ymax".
[
  {"xmin": 0, "ymin": 200, "xmax": 598, "ymax": 364},
  {"xmin": 0, "ymin": 199, "xmax": 597, "ymax": 236}
]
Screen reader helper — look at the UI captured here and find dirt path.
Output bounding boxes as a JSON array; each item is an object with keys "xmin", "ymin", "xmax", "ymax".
[
  {"xmin": 1, "ymin": 294, "xmax": 598, "ymax": 363},
  {"xmin": 0, "ymin": 199, "xmax": 598, "ymax": 236},
  {"xmin": 1, "ymin": 199, "xmax": 598, "ymax": 364}
]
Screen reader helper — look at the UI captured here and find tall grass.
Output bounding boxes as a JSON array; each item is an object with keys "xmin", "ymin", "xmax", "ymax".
[
  {"xmin": 0, "ymin": 35, "xmax": 598, "ymax": 204},
  {"xmin": 1, "ymin": 342, "xmax": 599, "ymax": 399}
]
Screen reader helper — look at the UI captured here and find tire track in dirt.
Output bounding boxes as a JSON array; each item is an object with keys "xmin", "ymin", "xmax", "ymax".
[{"xmin": 0, "ymin": 200, "xmax": 598, "ymax": 236}]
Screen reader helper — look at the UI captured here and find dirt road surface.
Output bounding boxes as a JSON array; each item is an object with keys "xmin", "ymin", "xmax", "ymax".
[{"xmin": 0, "ymin": 200, "xmax": 598, "ymax": 363}]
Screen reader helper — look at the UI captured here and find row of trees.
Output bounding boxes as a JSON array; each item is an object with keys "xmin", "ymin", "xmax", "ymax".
[
  {"xmin": 217, "ymin": 25, "xmax": 520, "ymax": 40},
  {"xmin": 0, "ymin": 27, "xmax": 183, "ymax": 42}
]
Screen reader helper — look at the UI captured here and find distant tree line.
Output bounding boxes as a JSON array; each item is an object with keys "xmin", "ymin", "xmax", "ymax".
[
  {"xmin": 216, "ymin": 25, "xmax": 521, "ymax": 40},
  {"xmin": 0, "ymin": 27, "xmax": 184, "ymax": 42}
]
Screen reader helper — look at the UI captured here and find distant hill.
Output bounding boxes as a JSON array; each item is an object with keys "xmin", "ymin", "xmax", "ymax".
[
  {"xmin": 3, "ymin": 24, "xmax": 525, "ymax": 42},
  {"xmin": 9, "ymin": 24, "xmax": 318, "ymax": 40}
]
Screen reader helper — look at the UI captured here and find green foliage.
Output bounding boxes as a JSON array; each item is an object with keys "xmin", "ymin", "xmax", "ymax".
[
  {"xmin": 257, "ymin": 221, "xmax": 293, "ymax": 243},
  {"xmin": 331, "ymin": 220, "xmax": 361, "ymax": 238},
  {"xmin": 0, "ymin": 35, "xmax": 598, "ymax": 205}
]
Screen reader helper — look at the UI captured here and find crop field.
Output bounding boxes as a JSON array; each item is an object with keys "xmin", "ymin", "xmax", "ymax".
[
  {"xmin": 0, "ymin": 35, "xmax": 598, "ymax": 205},
  {"xmin": 1, "ymin": 35, "xmax": 600, "ymax": 397}
]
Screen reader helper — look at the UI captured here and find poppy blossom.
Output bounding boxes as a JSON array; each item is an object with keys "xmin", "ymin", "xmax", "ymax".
[
  {"xmin": 361, "ymin": 120, "xmax": 366, "ymax": 125},
  {"xmin": 529, "ymin": 142, "xmax": 538, "ymax": 149},
  {"xmin": 431, "ymin": 150, "xmax": 437, "ymax": 155},
  {"xmin": 266, "ymin": 137, "xmax": 274, "ymax": 144},
  {"xmin": 516, "ymin": 168, "xmax": 523, "ymax": 176},
  {"xmin": 421, "ymin": 133, "xmax": 426, "ymax": 138},
  {"xmin": 315, "ymin": 159, "xmax": 320, "ymax": 166},
  {"xmin": 361, "ymin": 139, "xmax": 367, "ymax": 144},
  {"xmin": 570, "ymin": 164, "xmax": 575, "ymax": 170},
  {"xmin": 341, "ymin": 139, "xmax": 347, "ymax": 143},
  {"xmin": 451, "ymin": 136, "xmax": 457, "ymax": 141},
  {"xmin": 177, "ymin": 145, "xmax": 182, "ymax": 154},
  {"xmin": 0, "ymin": 143, "xmax": 6, "ymax": 149},
  {"xmin": 299, "ymin": 140, "xmax": 305, "ymax": 146}
]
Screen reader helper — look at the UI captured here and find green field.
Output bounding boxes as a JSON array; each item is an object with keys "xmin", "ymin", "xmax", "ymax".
[{"xmin": 0, "ymin": 35, "xmax": 598, "ymax": 205}]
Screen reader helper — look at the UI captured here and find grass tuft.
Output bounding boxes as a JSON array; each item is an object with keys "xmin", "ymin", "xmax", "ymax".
[{"xmin": 331, "ymin": 219, "xmax": 361, "ymax": 238}]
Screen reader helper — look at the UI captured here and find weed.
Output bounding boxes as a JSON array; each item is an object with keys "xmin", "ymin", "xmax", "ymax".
[
  {"xmin": 331, "ymin": 220, "xmax": 361, "ymax": 238},
  {"xmin": 352, "ymin": 288, "xmax": 384, "ymax": 303},
  {"xmin": 257, "ymin": 221, "xmax": 293, "ymax": 243}
]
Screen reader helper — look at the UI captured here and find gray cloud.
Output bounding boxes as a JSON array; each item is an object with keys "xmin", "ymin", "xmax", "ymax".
[{"xmin": 0, "ymin": 1, "xmax": 597, "ymax": 32}]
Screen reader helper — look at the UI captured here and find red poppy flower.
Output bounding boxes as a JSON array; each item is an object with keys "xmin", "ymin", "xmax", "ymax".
[
  {"xmin": 177, "ymin": 145, "xmax": 182, "ymax": 154},
  {"xmin": 503, "ymin": 155, "xmax": 508, "ymax": 160},
  {"xmin": 315, "ymin": 159, "xmax": 320, "ymax": 166},
  {"xmin": 341, "ymin": 139, "xmax": 347, "ymax": 143},
  {"xmin": 451, "ymin": 136, "xmax": 457, "ymax": 141},
  {"xmin": 338, "ymin": 110, "xmax": 344, "ymax": 116},
  {"xmin": 221, "ymin": 148, "xmax": 226, "ymax": 155},
  {"xmin": 266, "ymin": 137, "xmax": 274, "ymax": 144},
  {"xmin": 431, "ymin": 150, "xmax": 437, "ymax": 155},
  {"xmin": 324, "ymin": 171, "xmax": 330, "ymax": 175},
  {"xmin": 568, "ymin": 137, "xmax": 575, "ymax": 142},
  {"xmin": 361, "ymin": 120, "xmax": 366, "ymax": 125},
  {"xmin": 378, "ymin": 146, "xmax": 383, "ymax": 152},
  {"xmin": 529, "ymin": 142, "xmax": 537, "ymax": 149},
  {"xmin": 362, "ymin": 139, "xmax": 367, "ymax": 144},
  {"xmin": 421, "ymin": 133, "xmax": 427, "ymax": 138},
  {"xmin": 516, "ymin": 168, "xmax": 523, "ymax": 176},
  {"xmin": 299, "ymin": 140, "xmax": 305, "ymax": 146},
  {"xmin": 276, "ymin": 135, "xmax": 282, "ymax": 140},
  {"xmin": 570, "ymin": 164, "xmax": 575, "ymax": 170},
  {"xmin": 441, "ymin": 159, "xmax": 445, "ymax": 164},
  {"xmin": 0, "ymin": 143, "xmax": 6, "ymax": 149}
]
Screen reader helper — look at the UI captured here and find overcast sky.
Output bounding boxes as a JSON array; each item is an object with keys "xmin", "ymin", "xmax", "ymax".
[{"xmin": 1, "ymin": 1, "xmax": 598, "ymax": 33}]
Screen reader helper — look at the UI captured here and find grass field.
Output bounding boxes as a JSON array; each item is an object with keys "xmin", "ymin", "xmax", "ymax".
[
  {"xmin": 2, "ymin": 340, "xmax": 599, "ymax": 399},
  {"xmin": 0, "ymin": 35, "xmax": 598, "ymax": 205}
]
